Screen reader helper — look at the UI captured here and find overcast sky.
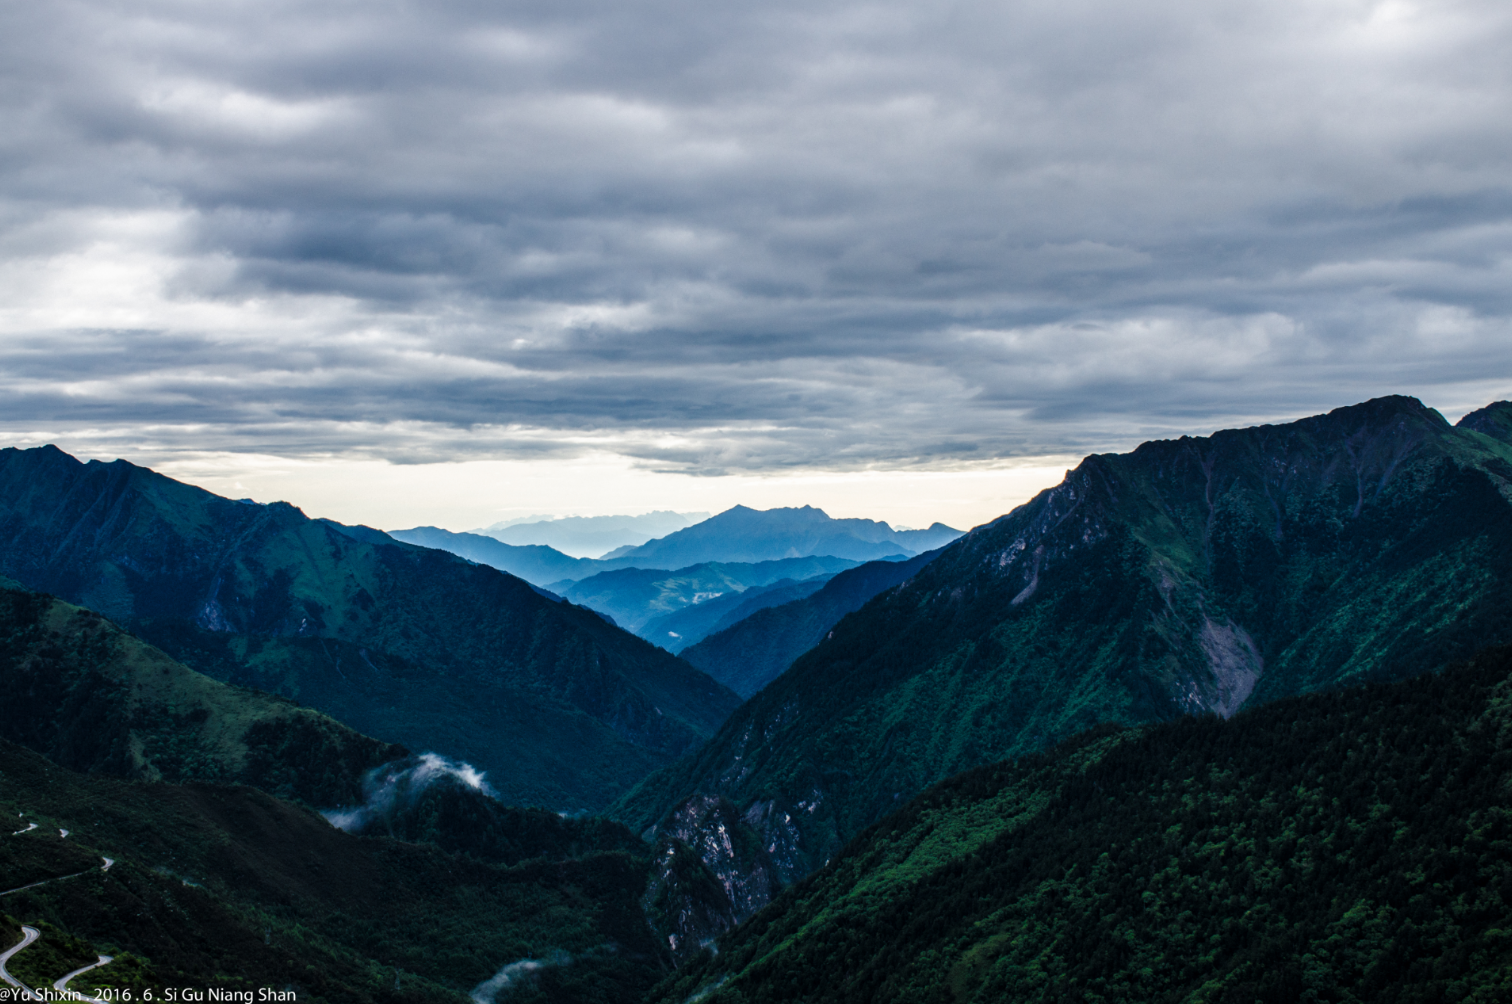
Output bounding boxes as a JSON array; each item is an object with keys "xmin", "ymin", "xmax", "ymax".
[{"xmin": 1, "ymin": 0, "xmax": 1509, "ymax": 528}]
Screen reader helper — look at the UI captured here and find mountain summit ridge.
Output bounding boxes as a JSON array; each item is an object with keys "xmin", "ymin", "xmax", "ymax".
[
  {"xmin": 605, "ymin": 504, "xmax": 962, "ymax": 566},
  {"xmin": 611, "ymin": 395, "xmax": 1512, "ymax": 934}
]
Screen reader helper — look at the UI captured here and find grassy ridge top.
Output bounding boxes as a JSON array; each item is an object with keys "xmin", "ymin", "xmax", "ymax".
[
  {"xmin": 0, "ymin": 584, "xmax": 403, "ymax": 806},
  {"xmin": 655, "ymin": 644, "xmax": 1512, "ymax": 1004}
]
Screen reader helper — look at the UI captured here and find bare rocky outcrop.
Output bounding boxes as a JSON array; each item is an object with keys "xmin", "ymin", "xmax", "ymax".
[
  {"xmin": 642, "ymin": 794, "xmax": 784, "ymax": 962},
  {"xmin": 1196, "ymin": 617, "xmax": 1264, "ymax": 718}
]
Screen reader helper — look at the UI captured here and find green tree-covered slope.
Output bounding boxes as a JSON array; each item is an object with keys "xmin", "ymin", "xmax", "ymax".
[
  {"xmin": 0, "ymin": 740, "xmax": 666, "ymax": 1004},
  {"xmin": 654, "ymin": 645, "xmax": 1512, "ymax": 1004},
  {"xmin": 0, "ymin": 446, "xmax": 740, "ymax": 812},
  {"xmin": 0, "ymin": 582, "xmax": 404, "ymax": 806},
  {"xmin": 614, "ymin": 397, "xmax": 1512, "ymax": 891}
]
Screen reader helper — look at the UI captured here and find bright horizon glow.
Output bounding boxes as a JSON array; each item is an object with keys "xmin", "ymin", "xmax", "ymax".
[
  {"xmin": 30, "ymin": 392, "xmax": 1498, "ymax": 542},
  {"xmin": 55, "ymin": 445, "xmax": 1081, "ymax": 537}
]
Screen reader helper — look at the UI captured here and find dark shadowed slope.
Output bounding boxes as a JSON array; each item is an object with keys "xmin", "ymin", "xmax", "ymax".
[
  {"xmin": 329, "ymin": 758, "xmax": 650, "ymax": 867},
  {"xmin": 605, "ymin": 505, "xmax": 953, "ymax": 567},
  {"xmin": 613, "ymin": 396, "xmax": 1512, "ymax": 913},
  {"xmin": 1460, "ymin": 400, "xmax": 1512, "ymax": 441},
  {"xmin": 0, "ymin": 446, "xmax": 740, "ymax": 812},
  {"xmin": 652, "ymin": 646, "xmax": 1512, "ymax": 1004},
  {"xmin": 0, "ymin": 582, "xmax": 403, "ymax": 806},
  {"xmin": 680, "ymin": 549, "xmax": 946, "ymax": 698},
  {"xmin": 0, "ymin": 740, "xmax": 667, "ymax": 1004},
  {"xmin": 0, "ymin": 583, "xmax": 683, "ymax": 1003}
]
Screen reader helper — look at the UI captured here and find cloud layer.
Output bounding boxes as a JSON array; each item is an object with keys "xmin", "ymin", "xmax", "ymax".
[{"xmin": 2, "ymin": 0, "xmax": 1510, "ymax": 471}]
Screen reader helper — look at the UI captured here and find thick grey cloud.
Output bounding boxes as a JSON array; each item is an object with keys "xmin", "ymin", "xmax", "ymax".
[{"xmin": 1, "ymin": 0, "xmax": 1510, "ymax": 471}]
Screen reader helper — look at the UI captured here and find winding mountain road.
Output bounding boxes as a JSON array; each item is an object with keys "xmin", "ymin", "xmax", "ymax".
[
  {"xmin": 0, "ymin": 925, "xmax": 41, "ymax": 1001},
  {"xmin": 55, "ymin": 956, "xmax": 113, "ymax": 1002},
  {"xmin": 1, "ymin": 927, "xmax": 115, "ymax": 1004},
  {"xmin": 1, "ymin": 858, "xmax": 117, "ymax": 898},
  {"xmin": 0, "ymin": 832, "xmax": 117, "ymax": 1003}
]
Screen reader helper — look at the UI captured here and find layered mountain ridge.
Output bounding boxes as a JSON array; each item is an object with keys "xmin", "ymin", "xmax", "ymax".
[
  {"xmin": 551, "ymin": 556, "xmax": 861, "ymax": 644},
  {"xmin": 637, "ymin": 577, "xmax": 830, "ymax": 656},
  {"xmin": 390, "ymin": 512, "xmax": 953, "ymax": 654},
  {"xmin": 387, "ymin": 525, "xmax": 628, "ymax": 586},
  {"xmin": 392, "ymin": 508, "xmax": 963, "ymax": 591},
  {"xmin": 0, "ymin": 446, "xmax": 740, "ymax": 811}
]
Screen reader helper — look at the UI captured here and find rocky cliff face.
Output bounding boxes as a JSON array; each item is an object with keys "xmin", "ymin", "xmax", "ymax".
[
  {"xmin": 638, "ymin": 791, "xmax": 815, "ymax": 961},
  {"xmin": 613, "ymin": 396, "xmax": 1512, "ymax": 929}
]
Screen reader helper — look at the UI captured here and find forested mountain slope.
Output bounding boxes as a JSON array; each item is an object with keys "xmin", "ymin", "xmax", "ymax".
[
  {"xmin": 652, "ymin": 645, "xmax": 1512, "ymax": 1004},
  {"xmin": 613, "ymin": 396, "xmax": 1512, "ymax": 914},
  {"xmin": 0, "ymin": 582, "xmax": 403, "ymax": 806},
  {"xmin": 0, "ymin": 446, "xmax": 740, "ymax": 811}
]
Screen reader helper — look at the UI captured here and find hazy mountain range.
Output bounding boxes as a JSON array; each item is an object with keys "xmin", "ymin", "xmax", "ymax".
[
  {"xmin": 395, "ymin": 506, "xmax": 963, "ymax": 589},
  {"xmin": 3, "ymin": 395, "xmax": 1511, "ymax": 1002},
  {"xmin": 471, "ymin": 511, "xmax": 710, "ymax": 558},
  {"xmin": 393, "ymin": 506, "xmax": 964, "ymax": 652},
  {"xmin": 600, "ymin": 505, "xmax": 962, "ymax": 564},
  {"xmin": 553, "ymin": 550, "xmax": 864, "ymax": 635},
  {"xmin": 387, "ymin": 524, "xmax": 620, "ymax": 585},
  {"xmin": 637, "ymin": 576, "xmax": 832, "ymax": 657}
]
